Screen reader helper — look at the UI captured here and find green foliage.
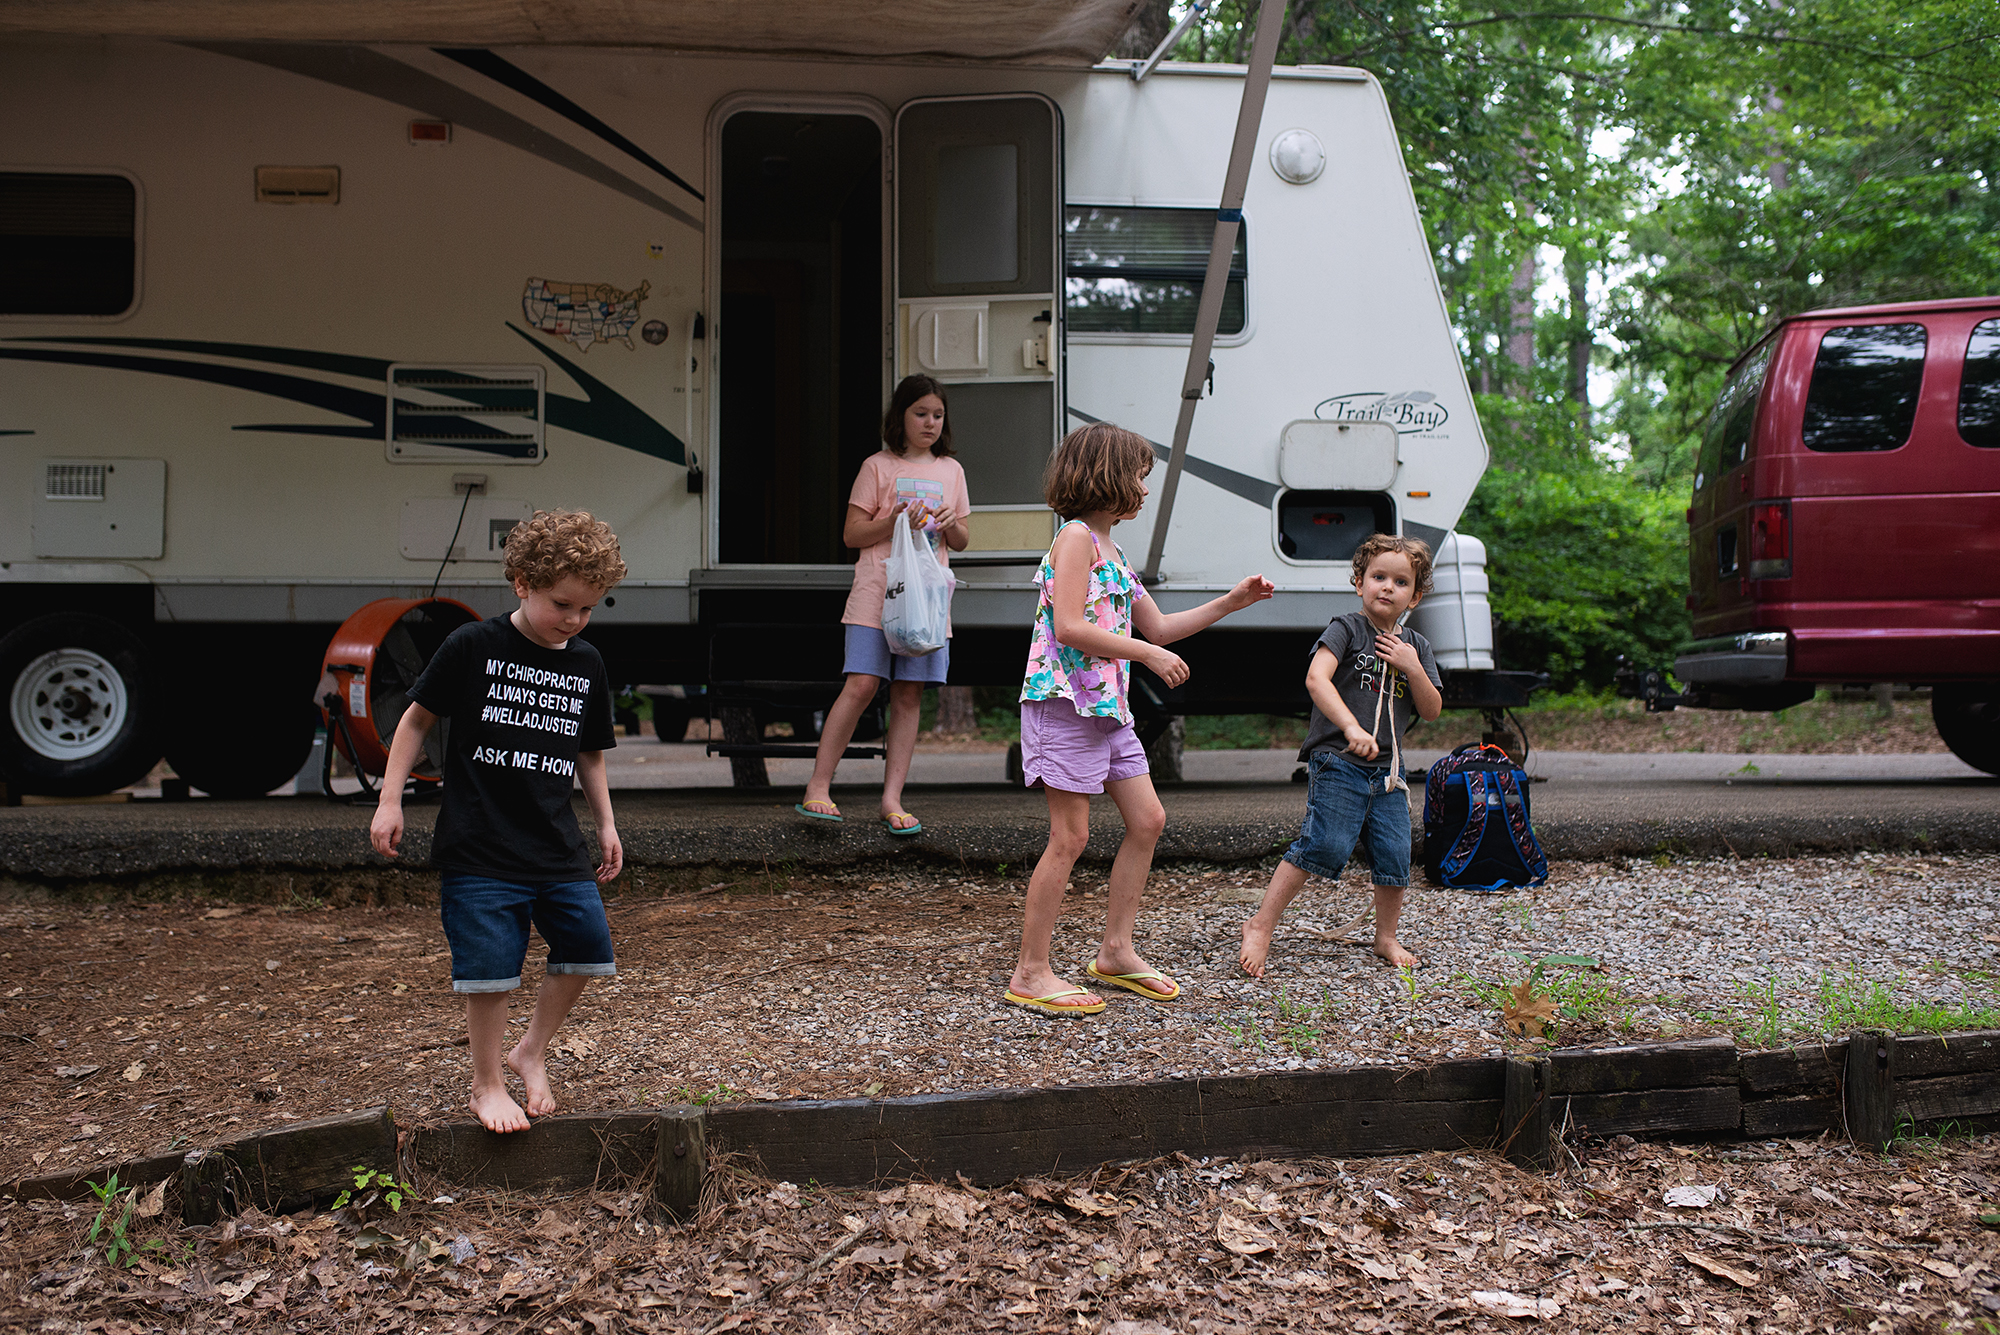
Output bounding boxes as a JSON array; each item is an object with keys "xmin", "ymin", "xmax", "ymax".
[
  {"xmin": 1161, "ymin": 0, "xmax": 2000, "ymax": 688},
  {"xmin": 333, "ymin": 1165, "xmax": 418, "ymax": 1218},
  {"xmin": 1814, "ymin": 968, "xmax": 2000, "ymax": 1035},
  {"xmin": 85, "ymin": 1174, "xmax": 140, "ymax": 1269},
  {"xmin": 1458, "ymin": 464, "xmax": 1689, "ymax": 688},
  {"xmin": 672, "ymin": 1082, "xmax": 742, "ymax": 1107}
]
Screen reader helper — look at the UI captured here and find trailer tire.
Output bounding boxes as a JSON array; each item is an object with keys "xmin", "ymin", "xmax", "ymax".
[
  {"xmin": 164, "ymin": 694, "xmax": 319, "ymax": 798},
  {"xmin": 0, "ymin": 613, "xmax": 161, "ymax": 797},
  {"xmin": 1934, "ymin": 684, "xmax": 2000, "ymax": 776}
]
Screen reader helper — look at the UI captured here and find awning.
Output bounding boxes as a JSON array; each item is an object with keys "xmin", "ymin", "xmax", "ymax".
[{"xmin": 0, "ymin": 0, "xmax": 1145, "ymax": 64}]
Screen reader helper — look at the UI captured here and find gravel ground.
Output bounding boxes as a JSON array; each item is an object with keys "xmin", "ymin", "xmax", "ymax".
[{"xmin": 6, "ymin": 852, "xmax": 1999, "ymax": 1187}]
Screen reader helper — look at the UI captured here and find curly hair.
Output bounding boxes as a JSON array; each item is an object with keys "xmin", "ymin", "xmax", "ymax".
[
  {"xmin": 881, "ymin": 374, "xmax": 954, "ymax": 457},
  {"xmin": 1349, "ymin": 533, "xmax": 1434, "ymax": 598},
  {"xmin": 1043, "ymin": 422, "xmax": 1155, "ymax": 520},
  {"xmin": 503, "ymin": 509, "xmax": 628, "ymax": 591}
]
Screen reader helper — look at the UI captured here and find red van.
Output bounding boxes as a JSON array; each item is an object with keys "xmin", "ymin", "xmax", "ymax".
[{"xmin": 1670, "ymin": 296, "xmax": 2000, "ymax": 774}]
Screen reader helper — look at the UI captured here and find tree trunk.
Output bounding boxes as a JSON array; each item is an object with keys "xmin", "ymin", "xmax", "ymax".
[
  {"xmin": 1108, "ymin": 0, "xmax": 1177, "ymax": 59},
  {"xmin": 1565, "ymin": 246, "xmax": 1592, "ymax": 433},
  {"xmin": 1506, "ymin": 246, "xmax": 1536, "ymax": 396},
  {"xmin": 933, "ymin": 685, "xmax": 977, "ymax": 736}
]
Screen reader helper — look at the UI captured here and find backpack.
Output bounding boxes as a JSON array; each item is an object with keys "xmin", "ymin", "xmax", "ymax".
[{"xmin": 1422, "ymin": 744, "xmax": 1549, "ymax": 890}]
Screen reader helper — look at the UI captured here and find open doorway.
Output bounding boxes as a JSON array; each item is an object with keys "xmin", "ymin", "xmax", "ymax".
[{"xmin": 717, "ymin": 109, "xmax": 886, "ymax": 565}]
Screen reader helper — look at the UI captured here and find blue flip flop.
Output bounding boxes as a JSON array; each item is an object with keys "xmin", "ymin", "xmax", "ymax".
[
  {"xmin": 882, "ymin": 812, "xmax": 923, "ymax": 837},
  {"xmin": 795, "ymin": 800, "xmax": 843, "ymax": 823}
]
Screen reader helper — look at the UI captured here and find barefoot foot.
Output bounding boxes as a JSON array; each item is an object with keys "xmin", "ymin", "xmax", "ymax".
[
  {"xmin": 505, "ymin": 1045, "xmax": 558, "ymax": 1117},
  {"xmin": 1239, "ymin": 916, "xmax": 1277, "ymax": 978},
  {"xmin": 1374, "ymin": 935, "xmax": 1418, "ymax": 969},
  {"xmin": 470, "ymin": 1083, "xmax": 531, "ymax": 1134}
]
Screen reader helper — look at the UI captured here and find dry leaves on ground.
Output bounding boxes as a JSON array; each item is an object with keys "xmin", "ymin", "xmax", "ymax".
[{"xmin": 8, "ymin": 1131, "xmax": 2000, "ymax": 1333}]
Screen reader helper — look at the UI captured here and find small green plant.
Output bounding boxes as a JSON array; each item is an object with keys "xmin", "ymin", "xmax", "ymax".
[
  {"xmin": 1469, "ymin": 953, "xmax": 1607, "ymax": 1038},
  {"xmin": 1219, "ymin": 1007, "xmax": 1270, "ymax": 1053},
  {"xmin": 1814, "ymin": 967, "xmax": 2000, "ymax": 1035},
  {"xmin": 1733, "ymin": 760, "xmax": 1761, "ymax": 776},
  {"xmin": 1270, "ymin": 985, "xmax": 1328, "ymax": 1055},
  {"xmin": 1397, "ymin": 963, "xmax": 1421, "ymax": 1006},
  {"xmin": 1499, "ymin": 899, "xmax": 1534, "ymax": 933},
  {"xmin": 1737, "ymin": 972, "xmax": 1792, "ymax": 1047},
  {"xmin": 85, "ymin": 1174, "xmax": 141, "ymax": 1269},
  {"xmin": 332, "ymin": 1165, "xmax": 418, "ymax": 1217},
  {"xmin": 671, "ymin": 1082, "xmax": 742, "ymax": 1107}
]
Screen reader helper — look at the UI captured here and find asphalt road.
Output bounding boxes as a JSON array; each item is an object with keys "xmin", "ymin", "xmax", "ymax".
[{"xmin": 2, "ymin": 745, "xmax": 1991, "ymax": 880}]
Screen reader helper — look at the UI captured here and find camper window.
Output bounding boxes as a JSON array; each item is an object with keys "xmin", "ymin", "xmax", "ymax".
[
  {"xmin": 1064, "ymin": 206, "xmax": 1246, "ymax": 338},
  {"xmin": 0, "ymin": 172, "xmax": 137, "ymax": 317},
  {"xmin": 1801, "ymin": 323, "xmax": 1927, "ymax": 453},
  {"xmin": 1959, "ymin": 319, "xmax": 2000, "ymax": 449}
]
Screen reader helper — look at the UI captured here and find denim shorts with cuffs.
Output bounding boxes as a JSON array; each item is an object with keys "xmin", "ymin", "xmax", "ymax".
[
  {"xmin": 842, "ymin": 624, "xmax": 950, "ymax": 684},
  {"xmin": 1282, "ymin": 748, "xmax": 1412, "ymax": 887},
  {"xmin": 438, "ymin": 873, "xmax": 616, "ymax": 993}
]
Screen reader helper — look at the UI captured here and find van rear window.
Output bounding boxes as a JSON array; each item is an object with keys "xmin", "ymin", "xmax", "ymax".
[
  {"xmin": 1697, "ymin": 338, "xmax": 1773, "ymax": 484},
  {"xmin": 1960, "ymin": 319, "xmax": 2000, "ymax": 448},
  {"xmin": 1801, "ymin": 323, "xmax": 1926, "ymax": 452}
]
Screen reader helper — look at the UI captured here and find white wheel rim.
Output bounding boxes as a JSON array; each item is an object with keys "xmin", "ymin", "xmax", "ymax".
[{"xmin": 10, "ymin": 647, "xmax": 130, "ymax": 761}]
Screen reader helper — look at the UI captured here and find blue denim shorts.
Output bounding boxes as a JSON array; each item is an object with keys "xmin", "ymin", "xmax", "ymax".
[
  {"xmin": 438, "ymin": 873, "xmax": 616, "ymax": 994},
  {"xmin": 842, "ymin": 623, "xmax": 950, "ymax": 684},
  {"xmin": 1282, "ymin": 749, "xmax": 1413, "ymax": 887}
]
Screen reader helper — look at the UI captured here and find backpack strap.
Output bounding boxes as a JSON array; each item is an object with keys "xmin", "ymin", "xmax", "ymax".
[
  {"xmin": 1442, "ymin": 770, "xmax": 1490, "ymax": 882},
  {"xmin": 1494, "ymin": 770, "xmax": 1550, "ymax": 885}
]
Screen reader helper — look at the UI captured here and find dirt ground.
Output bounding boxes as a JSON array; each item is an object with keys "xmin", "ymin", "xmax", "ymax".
[
  {"xmin": 6, "ymin": 1128, "xmax": 2000, "ymax": 1332},
  {"xmin": 6, "ymin": 860, "xmax": 2000, "ymax": 1331},
  {"xmin": 4, "ymin": 856, "xmax": 1998, "ymax": 1192}
]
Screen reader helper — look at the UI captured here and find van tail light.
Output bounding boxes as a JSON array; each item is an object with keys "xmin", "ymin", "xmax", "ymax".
[{"xmin": 1748, "ymin": 500, "xmax": 1790, "ymax": 578}]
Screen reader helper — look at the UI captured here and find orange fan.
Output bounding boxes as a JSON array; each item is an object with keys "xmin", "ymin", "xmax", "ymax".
[{"xmin": 318, "ymin": 598, "xmax": 480, "ymax": 782}]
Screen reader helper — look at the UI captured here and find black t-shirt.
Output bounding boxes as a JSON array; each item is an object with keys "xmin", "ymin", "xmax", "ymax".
[
  {"xmin": 1296, "ymin": 612, "xmax": 1443, "ymax": 764},
  {"xmin": 406, "ymin": 614, "xmax": 616, "ymax": 881}
]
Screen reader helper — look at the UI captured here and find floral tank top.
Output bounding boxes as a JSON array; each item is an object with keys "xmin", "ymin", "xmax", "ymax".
[{"xmin": 1019, "ymin": 520, "xmax": 1148, "ymax": 725}]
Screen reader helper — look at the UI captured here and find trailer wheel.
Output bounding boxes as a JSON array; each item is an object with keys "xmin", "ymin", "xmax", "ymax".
[
  {"xmin": 1934, "ymin": 684, "xmax": 2000, "ymax": 776},
  {"xmin": 0, "ymin": 613, "xmax": 161, "ymax": 797},
  {"xmin": 164, "ymin": 693, "xmax": 319, "ymax": 798}
]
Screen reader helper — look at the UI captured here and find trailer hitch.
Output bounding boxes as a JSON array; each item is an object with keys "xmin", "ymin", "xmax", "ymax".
[{"xmin": 1613, "ymin": 660, "xmax": 1705, "ymax": 713}]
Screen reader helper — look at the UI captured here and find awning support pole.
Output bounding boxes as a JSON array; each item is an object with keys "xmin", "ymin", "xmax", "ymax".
[
  {"xmin": 1131, "ymin": 0, "xmax": 1211, "ymax": 82},
  {"xmin": 1141, "ymin": 0, "xmax": 1289, "ymax": 586}
]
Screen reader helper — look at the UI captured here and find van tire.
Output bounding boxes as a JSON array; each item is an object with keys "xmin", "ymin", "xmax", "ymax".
[
  {"xmin": 1934, "ymin": 684, "xmax": 2000, "ymax": 776},
  {"xmin": 164, "ymin": 694, "xmax": 319, "ymax": 798},
  {"xmin": 0, "ymin": 613, "xmax": 162, "ymax": 797}
]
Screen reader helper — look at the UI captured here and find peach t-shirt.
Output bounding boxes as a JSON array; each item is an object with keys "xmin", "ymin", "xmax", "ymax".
[{"xmin": 840, "ymin": 449, "xmax": 971, "ymax": 631}]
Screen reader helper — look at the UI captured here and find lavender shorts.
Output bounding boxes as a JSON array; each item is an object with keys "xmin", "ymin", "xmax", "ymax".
[{"xmin": 1020, "ymin": 698, "xmax": 1149, "ymax": 794}]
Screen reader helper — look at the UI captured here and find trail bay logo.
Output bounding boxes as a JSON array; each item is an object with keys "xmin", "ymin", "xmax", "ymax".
[{"xmin": 1314, "ymin": 391, "xmax": 1449, "ymax": 435}]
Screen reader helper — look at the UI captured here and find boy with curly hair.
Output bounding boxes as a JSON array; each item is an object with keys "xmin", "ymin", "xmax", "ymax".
[
  {"xmin": 1240, "ymin": 534, "xmax": 1442, "ymax": 979},
  {"xmin": 371, "ymin": 509, "xmax": 628, "ymax": 1132}
]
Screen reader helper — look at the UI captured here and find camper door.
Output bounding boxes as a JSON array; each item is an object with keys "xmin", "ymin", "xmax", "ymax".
[{"xmin": 894, "ymin": 95, "xmax": 1062, "ymax": 562}]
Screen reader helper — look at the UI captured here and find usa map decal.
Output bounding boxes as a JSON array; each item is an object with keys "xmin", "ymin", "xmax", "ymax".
[{"xmin": 521, "ymin": 278, "xmax": 651, "ymax": 352}]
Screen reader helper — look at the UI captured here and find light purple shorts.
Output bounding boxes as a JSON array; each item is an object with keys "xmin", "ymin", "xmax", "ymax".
[{"xmin": 1020, "ymin": 698, "xmax": 1149, "ymax": 794}]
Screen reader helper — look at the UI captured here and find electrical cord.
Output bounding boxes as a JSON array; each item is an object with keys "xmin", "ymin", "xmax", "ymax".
[
  {"xmin": 1506, "ymin": 705, "xmax": 1533, "ymax": 771},
  {"xmin": 429, "ymin": 487, "xmax": 475, "ymax": 599}
]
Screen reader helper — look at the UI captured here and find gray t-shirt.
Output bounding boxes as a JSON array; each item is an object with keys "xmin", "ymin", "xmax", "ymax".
[{"xmin": 1297, "ymin": 612, "xmax": 1443, "ymax": 765}]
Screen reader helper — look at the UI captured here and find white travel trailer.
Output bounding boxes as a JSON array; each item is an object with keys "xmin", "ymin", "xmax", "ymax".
[{"xmin": 0, "ymin": 3, "xmax": 1527, "ymax": 797}]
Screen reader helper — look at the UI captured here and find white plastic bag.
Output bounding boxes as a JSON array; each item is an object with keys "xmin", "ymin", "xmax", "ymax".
[{"xmin": 881, "ymin": 515, "xmax": 954, "ymax": 657}]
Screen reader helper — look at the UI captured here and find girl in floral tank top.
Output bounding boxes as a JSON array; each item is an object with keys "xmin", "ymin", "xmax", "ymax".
[
  {"xmin": 1020, "ymin": 520, "xmax": 1145, "ymax": 723},
  {"xmin": 1004, "ymin": 423, "xmax": 1275, "ymax": 1018}
]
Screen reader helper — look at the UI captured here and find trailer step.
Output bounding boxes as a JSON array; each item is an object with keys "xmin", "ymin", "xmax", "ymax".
[{"xmin": 705, "ymin": 744, "xmax": 885, "ymax": 760}]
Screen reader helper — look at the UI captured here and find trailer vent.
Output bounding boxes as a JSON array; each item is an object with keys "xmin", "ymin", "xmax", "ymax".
[
  {"xmin": 255, "ymin": 166, "xmax": 340, "ymax": 204},
  {"xmin": 45, "ymin": 462, "xmax": 107, "ymax": 500},
  {"xmin": 387, "ymin": 364, "xmax": 545, "ymax": 464}
]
